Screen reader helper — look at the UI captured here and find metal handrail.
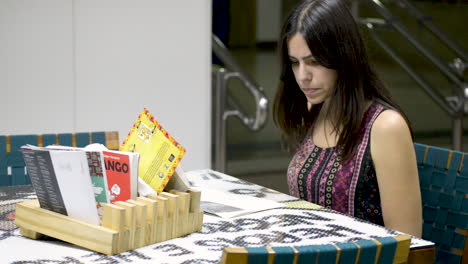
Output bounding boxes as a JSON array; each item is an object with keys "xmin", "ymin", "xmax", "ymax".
[
  {"xmin": 363, "ymin": 0, "xmax": 467, "ymax": 150},
  {"xmin": 212, "ymin": 35, "xmax": 268, "ymax": 131},
  {"xmin": 212, "ymin": 34, "xmax": 269, "ymax": 172},
  {"xmin": 369, "ymin": 0, "xmax": 465, "ymax": 90},
  {"xmin": 364, "ymin": 22, "xmax": 456, "ymax": 117},
  {"xmin": 395, "ymin": 0, "xmax": 467, "ymax": 63}
]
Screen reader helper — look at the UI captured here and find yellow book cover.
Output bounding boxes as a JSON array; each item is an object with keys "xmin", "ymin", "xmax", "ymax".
[{"xmin": 120, "ymin": 108, "xmax": 186, "ymax": 193}]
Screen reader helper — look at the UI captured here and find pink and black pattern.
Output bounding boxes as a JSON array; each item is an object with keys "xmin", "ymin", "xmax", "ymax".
[{"xmin": 287, "ymin": 103, "xmax": 387, "ymax": 226}]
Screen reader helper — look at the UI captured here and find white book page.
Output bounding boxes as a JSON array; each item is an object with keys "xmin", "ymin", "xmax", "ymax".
[
  {"xmin": 165, "ymin": 166, "xmax": 191, "ymax": 192},
  {"xmin": 49, "ymin": 151, "xmax": 100, "ymax": 226},
  {"xmin": 96, "ymin": 151, "xmax": 110, "ymax": 204},
  {"xmin": 198, "ymin": 188, "xmax": 285, "ymax": 219},
  {"xmin": 128, "ymin": 152, "xmax": 140, "ymax": 200}
]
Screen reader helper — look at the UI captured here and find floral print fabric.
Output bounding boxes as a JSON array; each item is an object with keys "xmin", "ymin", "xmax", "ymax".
[{"xmin": 287, "ymin": 103, "xmax": 386, "ymax": 226}]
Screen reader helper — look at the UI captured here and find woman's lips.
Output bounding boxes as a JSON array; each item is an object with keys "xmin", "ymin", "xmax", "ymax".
[{"xmin": 303, "ymin": 88, "xmax": 319, "ymax": 96}]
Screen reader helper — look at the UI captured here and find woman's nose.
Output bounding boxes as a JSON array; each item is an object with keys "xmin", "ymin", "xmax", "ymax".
[{"xmin": 297, "ymin": 64, "xmax": 311, "ymax": 83}]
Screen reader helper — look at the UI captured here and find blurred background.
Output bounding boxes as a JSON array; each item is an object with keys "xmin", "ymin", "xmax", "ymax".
[
  {"xmin": 211, "ymin": 0, "xmax": 467, "ymax": 193},
  {"xmin": 1, "ymin": 0, "xmax": 465, "ymax": 193}
]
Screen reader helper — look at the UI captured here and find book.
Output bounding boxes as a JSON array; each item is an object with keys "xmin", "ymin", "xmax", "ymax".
[
  {"xmin": 20, "ymin": 146, "xmax": 100, "ymax": 226},
  {"xmin": 120, "ymin": 108, "xmax": 186, "ymax": 193},
  {"xmin": 102, "ymin": 150, "xmax": 139, "ymax": 203},
  {"xmin": 84, "ymin": 151, "xmax": 109, "ymax": 215},
  {"xmin": 45, "ymin": 144, "xmax": 139, "ymax": 204},
  {"xmin": 21, "ymin": 147, "xmax": 67, "ymax": 215},
  {"xmin": 83, "ymin": 144, "xmax": 139, "ymax": 203},
  {"xmin": 44, "ymin": 145, "xmax": 111, "ymax": 213}
]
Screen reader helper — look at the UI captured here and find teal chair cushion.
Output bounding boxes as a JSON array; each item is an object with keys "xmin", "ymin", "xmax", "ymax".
[
  {"xmin": 415, "ymin": 143, "xmax": 468, "ymax": 264},
  {"xmin": 0, "ymin": 132, "xmax": 112, "ymax": 187}
]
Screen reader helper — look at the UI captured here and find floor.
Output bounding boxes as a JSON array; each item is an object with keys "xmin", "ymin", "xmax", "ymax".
[{"xmin": 218, "ymin": 1, "xmax": 467, "ymax": 193}]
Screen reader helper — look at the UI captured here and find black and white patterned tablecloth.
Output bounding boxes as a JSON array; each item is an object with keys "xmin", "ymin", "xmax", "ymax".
[{"xmin": 0, "ymin": 169, "xmax": 433, "ymax": 264}]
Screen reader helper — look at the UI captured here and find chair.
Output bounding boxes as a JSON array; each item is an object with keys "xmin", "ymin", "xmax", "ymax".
[
  {"xmin": 221, "ymin": 235, "xmax": 411, "ymax": 264},
  {"xmin": 414, "ymin": 143, "xmax": 468, "ymax": 264},
  {"xmin": 0, "ymin": 131, "xmax": 119, "ymax": 186}
]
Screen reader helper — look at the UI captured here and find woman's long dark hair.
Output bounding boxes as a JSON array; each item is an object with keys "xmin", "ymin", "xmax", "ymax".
[{"xmin": 273, "ymin": 0, "xmax": 412, "ymax": 161}]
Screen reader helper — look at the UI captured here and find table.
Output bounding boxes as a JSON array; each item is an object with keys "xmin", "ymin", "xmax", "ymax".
[{"xmin": 0, "ymin": 169, "xmax": 435, "ymax": 264}]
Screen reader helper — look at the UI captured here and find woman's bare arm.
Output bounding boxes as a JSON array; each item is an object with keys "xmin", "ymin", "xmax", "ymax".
[{"xmin": 371, "ymin": 110, "xmax": 422, "ymax": 237}]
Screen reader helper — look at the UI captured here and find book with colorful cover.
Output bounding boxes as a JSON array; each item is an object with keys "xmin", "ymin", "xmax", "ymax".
[
  {"xmin": 42, "ymin": 145, "xmax": 138, "ymax": 205},
  {"xmin": 102, "ymin": 150, "xmax": 132, "ymax": 203},
  {"xmin": 42, "ymin": 145, "xmax": 112, "ymax": 214},
  {"xmin": 85, "ymin": 151, "xmax": 109, "ymax": 215},
  {"xmin": 120, "ymin": 108, "xmax": 186, "ymax": 193}
]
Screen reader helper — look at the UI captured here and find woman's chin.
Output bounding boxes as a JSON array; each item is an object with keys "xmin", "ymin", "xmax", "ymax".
[{"xmin": 306, "ymin": 98, "xmax": 325, "ymax": 106}]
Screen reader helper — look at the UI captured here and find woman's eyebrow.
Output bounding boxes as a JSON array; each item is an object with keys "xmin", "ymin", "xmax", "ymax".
[
  {"xmin": 288, "ymin": 54, "xmax": 315, "ymax": 60},
  {"xmin": 302, "ymin": 54, "xmax": 315, "ymax": 60}
]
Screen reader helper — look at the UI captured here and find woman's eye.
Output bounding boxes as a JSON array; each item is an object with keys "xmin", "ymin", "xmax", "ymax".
[
  {"xmin": 290, "ymin": 61, "xmax": 299, "ymax": 66},
  {"xmin": 306, "ymin": 59, "xmax": 318, "ymax": 65}
]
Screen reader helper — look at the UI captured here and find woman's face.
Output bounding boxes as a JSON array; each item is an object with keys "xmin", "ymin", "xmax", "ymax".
[{"xmin": 288, "ymin": 33, "xmax": 337, "ymax": 106}]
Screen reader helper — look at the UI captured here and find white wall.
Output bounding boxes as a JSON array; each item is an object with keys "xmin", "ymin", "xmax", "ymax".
[
  {"xmin": 0, "ymin": 0, "xmax": 212, "ymax": 170},
  {"xmin": 0, "ymin": 1, "xmax": 75, "ymax": 133}
]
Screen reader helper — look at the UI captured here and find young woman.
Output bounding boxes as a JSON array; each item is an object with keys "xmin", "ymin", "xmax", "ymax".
[{"xmin": 273, "ymin": 0, "xmax": 422, "ymax": 237}]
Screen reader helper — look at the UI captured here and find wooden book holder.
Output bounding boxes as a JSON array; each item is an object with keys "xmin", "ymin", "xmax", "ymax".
[{"xmin": 15, "ymin": 189, "xmax": 203, "ymax": 255}]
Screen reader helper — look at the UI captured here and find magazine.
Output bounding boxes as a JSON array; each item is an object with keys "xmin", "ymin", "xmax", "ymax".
[
  {"xmin": 197, "ymin": 188, "xmax": 285, "ymax": 219},
  {"xmin": 120, "ymin": 108, "xmax": 186, "ymax": 193}
]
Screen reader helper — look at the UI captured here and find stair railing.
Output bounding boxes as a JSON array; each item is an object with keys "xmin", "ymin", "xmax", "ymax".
[
  {"xmin": 361, "ymin": 0, "xmax": 467, "ymax": 150},
  {"xmin": 212, "ymin": 34, "xmax": 268, "ymax": 172}
]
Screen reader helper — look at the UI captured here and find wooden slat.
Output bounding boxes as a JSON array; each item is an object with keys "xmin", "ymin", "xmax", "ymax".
[
  {"xmin": 149, "ymin": 195, "xmax": 168, "ymax": 242},
  {"xmin": 171, "ymin": 190, "xmax": 190, "ymax": 236},
  {"xmin": 14, "ymin": 189, "xmax": 203, "ymax": 255},
  {"xmin": 5, "ymin": 135, "xmax": 10, "ymax": 153},
  {"xmin": 159, "ymin": 192, "xmax": 179, "ymax": 239},
  {"xmin": 15, "ymin": 200, "xmax": 119, "ymax": 255},
  {"xmin": 105, "ymin": 131, "xmax": 120, "ymax": 150},
  {"xmin": 407, "ymin": 247, "xmax": 436, "ymax": 264},
  {"xmin": 392, "ymin": 235, "xmax": 411, "ymax": 264},
  {"xmin": 188, "ymin": 188, "xmax": 202, "ymax": 232},
  {"xmin": 126, "ymin": 200, "xmax": 147, "ymax": 248},
  {"xmin": 137, "ymin": 196, "xmax": 158, "ymax": 244},
  {"xmin": 102, "ymin": 203, "xmax": 126, "ymax": 253},
  {"xmin": 222, "ymin": 248, "xmax": 249, "ymax": 264},
  {"xmin": 114, "ymin": 201, "xmax": 137, "ymax": 249}
]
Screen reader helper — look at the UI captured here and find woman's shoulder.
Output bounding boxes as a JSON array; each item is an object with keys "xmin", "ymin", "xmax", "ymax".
[
  {"xmin": 373, "ymin": 109, "xmax": 408, "ymax": 133},
  {"xmin": 371, "ymin": 109, "xmax": 412, "ymax": 145}
]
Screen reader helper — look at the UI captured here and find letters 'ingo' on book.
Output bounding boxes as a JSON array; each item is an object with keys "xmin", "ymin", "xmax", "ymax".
[{"xmin": 120, "ymin": 108, "xmax": 186, "ymax": 193}]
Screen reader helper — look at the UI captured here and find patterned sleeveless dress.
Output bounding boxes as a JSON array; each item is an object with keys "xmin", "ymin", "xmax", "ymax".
[{"xmin": 287, "ymin": 103, "xmax": 387, "ymax": 226}]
